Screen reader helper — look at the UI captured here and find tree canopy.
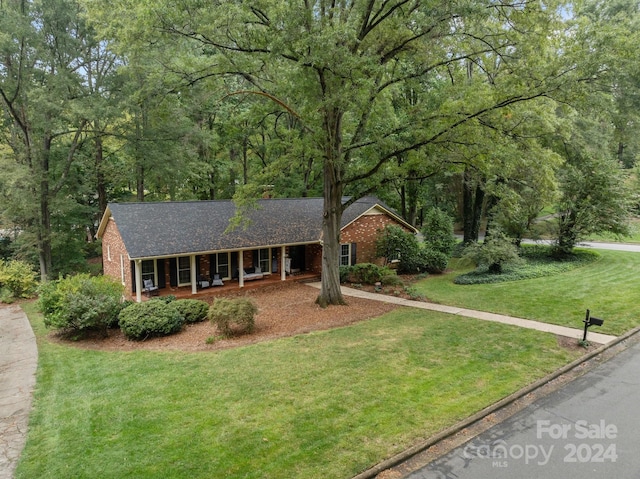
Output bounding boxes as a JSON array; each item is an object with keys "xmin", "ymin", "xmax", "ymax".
[{"xmin": 0, "ymin": 0, "xmax": 638, "ymax": 298}]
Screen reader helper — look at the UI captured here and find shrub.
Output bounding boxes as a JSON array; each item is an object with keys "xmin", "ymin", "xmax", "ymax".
[
  {"xmin": 375, "ymin": 225, "xmax": 418, "ymax": 266},
  {"xmin": 173, "ymin": 299, "xmax": 209, "ymax": 324},
  {"xmin": 421, "ymin": 208, "xmax": 456, "ymax": 256},
  {"xmin": 380, "ymin": 270, "xmax": 403, "ymax": 286},
  {"xmin": 0, "ymin": 259, "xmax": 38, "ymax": 301},
  {"xmin": 346, "ymin": 263, "xmax": 384, "ymax": 284},
  {"xmin": 39, "ymin": 274, "xmax": 125, "ymax": 334},
  {"xmin": 376, "ymin": 225, "xmax": 431, "ymax": 274},
  {"xmin": 462, "ymin": 232, "xmax": 523, "ymax": 274},
  {"xmin": 118, "ymin": 300, "xmax": 184, "ymax": 340},
  {"xmin": 208, "ymin": 297, "xmax": 258, "ymax": 337},
  {"xmin": 155, "ymin": 295, "xmax": 176, "ymax": 304},
  {"xmin": 339, "ymin": 265, "xmax": 351, "ymax": 283},
  {"xmin": 420, "ymin": 247, "xmax": 449, "ymax": 274}
]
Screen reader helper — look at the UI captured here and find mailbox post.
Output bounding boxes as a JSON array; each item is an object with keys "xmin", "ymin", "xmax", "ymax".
[{"xmin": 583, "ymin": 309, "xmax": 604, "ymax": 342}]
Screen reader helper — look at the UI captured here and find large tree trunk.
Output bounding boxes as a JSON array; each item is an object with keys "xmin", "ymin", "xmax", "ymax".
[
  {"xmin": 136, "ymin": 165, "xmax": 145, "ymax": 201},
  {"xmin": 316, "ymin": 106, "xmax": 346, "ymax": 307},
  {"xmin": 95, "ymin": 132, "xmax": 108, "ymax": 215},
  {"xmin": 38, "ymin": 137, "xmax": 53, "ymax": 281},
  {"xmin": 317, "ymin": 173, "xmax": 346, "ymax": 307},
  {"xmin": 462, "ymin": 168, "xmax": 485, "ymax": 244}
]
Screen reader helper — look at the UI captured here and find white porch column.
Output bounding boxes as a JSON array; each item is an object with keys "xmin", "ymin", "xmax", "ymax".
[
  {"xmin": 134, "ymin": 259, "xmax": 142, "ymax": 303},
  {"xmin": 238, "ymin": 251, "xmax": 244, "ymax": 288},
  {"xmin": 190, "ymin": 255, "xmax": 197, "ymax": 295},
  {"xmin": 281, "ymin": 246, "xmax": 286, "ymax": 281}
]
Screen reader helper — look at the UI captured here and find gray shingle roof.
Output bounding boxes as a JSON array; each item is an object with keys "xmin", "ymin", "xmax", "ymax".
[{"xmin": 103, "ymin": 196, "xmax": 407, "ymax": 259}]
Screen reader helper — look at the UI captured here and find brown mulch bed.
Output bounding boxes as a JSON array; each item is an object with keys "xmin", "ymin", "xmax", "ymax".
[{"xmin": 50, "ymin": 282, "xmax": 399, "ymax": 352}]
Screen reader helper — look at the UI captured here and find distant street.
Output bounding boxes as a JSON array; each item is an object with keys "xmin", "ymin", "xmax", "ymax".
[
  {"xmin": 404, "ymin": 335, "xmax": 640, "ymax": 478},
  {"xmin": 456, "ymin": 235, "xmax": 640, "ymax": 253},
  {"xmin": 576, "ymin": 241, "xmax": 640, "ymax": 252}
]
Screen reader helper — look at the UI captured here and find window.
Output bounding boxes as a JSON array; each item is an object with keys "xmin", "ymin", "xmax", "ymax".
[
  {"xmin": 215, "ymin": 253, "xmax": 230, "ymax": 279},
  {"xmin": 340, "ymin": 244, "xmax": 351, "ymax": 266},
  {"xmin": 258, "ymin": 248, "xmax": 271, "ymax": 273},
  {"xmin": 141, "ymin": 259, "xmax": 156, "ymax": 284},
  {"xmin": 178, "ymin": 257, "xmax": 191, "ymax": 285}
]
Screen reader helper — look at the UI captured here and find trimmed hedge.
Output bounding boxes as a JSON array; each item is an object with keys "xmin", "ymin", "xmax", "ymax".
[
  {"xmin": 173, "ymin": 299, "xmax": 209, "ymax": 324},
  {"xmin": 209, "ymin": 297, "xmax": 257, "ymax": 336},
  {"xmin": 118, "ymin": 300, "xmax": 184, "ymax": 340}
]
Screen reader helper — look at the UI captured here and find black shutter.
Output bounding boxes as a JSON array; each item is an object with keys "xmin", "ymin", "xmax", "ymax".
[
  {"xmin": 157, "ymin": 259, "xmax": 166, "ymax": 288},
  {"xmin": 231, "ymin": 252, "xmax": 239, "ymax": 279},
  {"xmin": 169, "ymin": 258, "xmax": 178, "ymax": 287},
  {"xmin": 130, "ymin": 261, "xmax": 136, "ymax": 292},
  {"xmin": 351, "ymin": 243, "xmax": 357, "ymax": 266}
]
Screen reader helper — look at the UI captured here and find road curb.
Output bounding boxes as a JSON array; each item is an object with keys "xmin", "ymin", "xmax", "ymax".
[{"xmin": 353, "ymin": 325, "xmax": 640, "ymax": 479}]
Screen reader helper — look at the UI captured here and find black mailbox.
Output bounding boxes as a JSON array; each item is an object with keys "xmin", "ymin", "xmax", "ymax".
[
  {"xmin": 589, "ymin": 317, "xmax": 604, "ymax": 327},
  {"xmin": 582, "ymin": 309, "xmax": 604, "ymax": 342}
]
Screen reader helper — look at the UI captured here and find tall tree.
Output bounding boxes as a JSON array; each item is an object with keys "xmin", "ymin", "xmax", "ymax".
[
  {"xmin": 85, "ymin": 0, "xmax": 581, "ymax": 304},
  {"xmin": 0, "ymin": 0, "xmax": 92, "ymax": 279}
]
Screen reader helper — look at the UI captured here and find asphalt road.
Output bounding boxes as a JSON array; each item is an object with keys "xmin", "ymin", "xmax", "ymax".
[{"xmin": 406, "ymin": 338, "xmax": 640, "ymax": 479}]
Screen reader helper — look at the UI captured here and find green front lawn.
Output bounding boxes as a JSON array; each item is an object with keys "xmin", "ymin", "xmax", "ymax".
[
  {"xmin": 415, "ymin": 249, "xmax": 640, "ymax": 336},
  {"xmin": 18, "ymin": 303, "xmax": 582, "ymax": 479}
]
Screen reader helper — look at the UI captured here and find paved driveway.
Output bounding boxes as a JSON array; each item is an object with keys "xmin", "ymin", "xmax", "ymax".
[{"xmin": 0, "ymin": 304, "xmax": 37, "ymax": 479}]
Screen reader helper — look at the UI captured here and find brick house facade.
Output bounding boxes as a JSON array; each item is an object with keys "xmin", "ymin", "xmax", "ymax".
[{"xmin": 98, "ymin": 197, "xmax": 416, "ymax": 301}]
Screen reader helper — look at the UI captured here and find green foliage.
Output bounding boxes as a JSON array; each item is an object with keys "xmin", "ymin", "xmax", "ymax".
[
  {"xmin": 0, "ymin": 259, "xmax": 38, "ymax": 300},
  {"xmin": 462, "ymin": 233, "xmax": 523, "ymax": 274},
  {"xmin": 118, "ymin": 300, "xmax": 184, "ymax": 340},
  {"xmin": 343, "ymin": 263, "xmax": 396, "ymax": 285},
  {"xmin": 420, "ymin": 248, "xmax": 449, "ymax": 274},
  {"xmin": 208, "ymin": 297, "xmax": 258, "ymax": 337},
  {"xmin": 156, "ymin": 295, "xmax": 176, "ymax": 304},
  {"xmin": 339, "ymin": 265, "xmax": 351, "ymax": 283},
  {"xmin": 173, "ymin": 299, "xmax": 209, "ymax": 324},
  {"xmin": 455, "ymin": 246, "xmax": 600, "ymax": 284},
  {"xmin": 421, "ymin": 208, "xmax": 456, "ymax": 256},
  {"xmin": 38, "ymin": 274, "xmax": 125, "ymax": 334},
  {"xmin": 380, "ymin": 270, "xmax": 403, "ymax": 287},
  {"xmin": 375, "ymin": 225, "xmax": 421, "ymax": 273},
  {"xmin": 0, "ymin": 236, "xmax": 14, "ymax": 260}
]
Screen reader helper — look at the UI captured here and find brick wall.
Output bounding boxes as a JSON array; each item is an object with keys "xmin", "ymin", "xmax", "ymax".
[
  {"xmin": 340, "ymin": 212, "xmax": 413, "ymax": 265},
  {"xmin": 306, "ymin": 244, "xmax": 323, "ymax": 273},
  {"xmin": 101, "ymin": 218, "xmax": 132, "ymax": 293}
]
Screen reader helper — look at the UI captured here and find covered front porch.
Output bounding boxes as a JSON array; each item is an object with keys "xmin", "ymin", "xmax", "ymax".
[
  {"xmin": 131, "ymin": 243, "xmax": 321, "ymax": 302},
  {"xmin": 160, "ymin": 271, "xmax": 320, "ymax": 301}
]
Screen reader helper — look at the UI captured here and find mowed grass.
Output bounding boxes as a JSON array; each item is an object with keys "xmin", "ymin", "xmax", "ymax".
[
  {"xmin": 415, "ymin": 249, "xmax": 640, "ymax": 336},
  {"xmin": 18, "ymin": 302, "xmax": 582, "ymax": 479}
]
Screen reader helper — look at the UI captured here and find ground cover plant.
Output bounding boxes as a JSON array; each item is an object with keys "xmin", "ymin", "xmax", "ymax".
[
  {"xmin": 415, "ymin": 248, "xmax": 640, "ymax": 335},
  {"xmin": 18, "ymin": 302, "xmax": 583, "ymax": 479},
  {"xmin": 455, "ymin": 244, "xmax": 600, "ymax": 284}
]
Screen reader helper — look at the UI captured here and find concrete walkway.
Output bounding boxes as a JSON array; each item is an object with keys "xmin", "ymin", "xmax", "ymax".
[
  {"xmin": 307, "ymin": 283, "xmax": 617, "ymax": 345},
  {"xmin": 0, "ymin": 304, "xmax": 37, "ymax": 479}
]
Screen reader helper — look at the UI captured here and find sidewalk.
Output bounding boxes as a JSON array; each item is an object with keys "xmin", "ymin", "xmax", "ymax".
[
  {"xmin": 307, "ymin": 283, "xmax": 617, "ymax": 345},
  {"xmin": 0, "ymin": 304, "xmax": 37, "ymax": 479}
]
